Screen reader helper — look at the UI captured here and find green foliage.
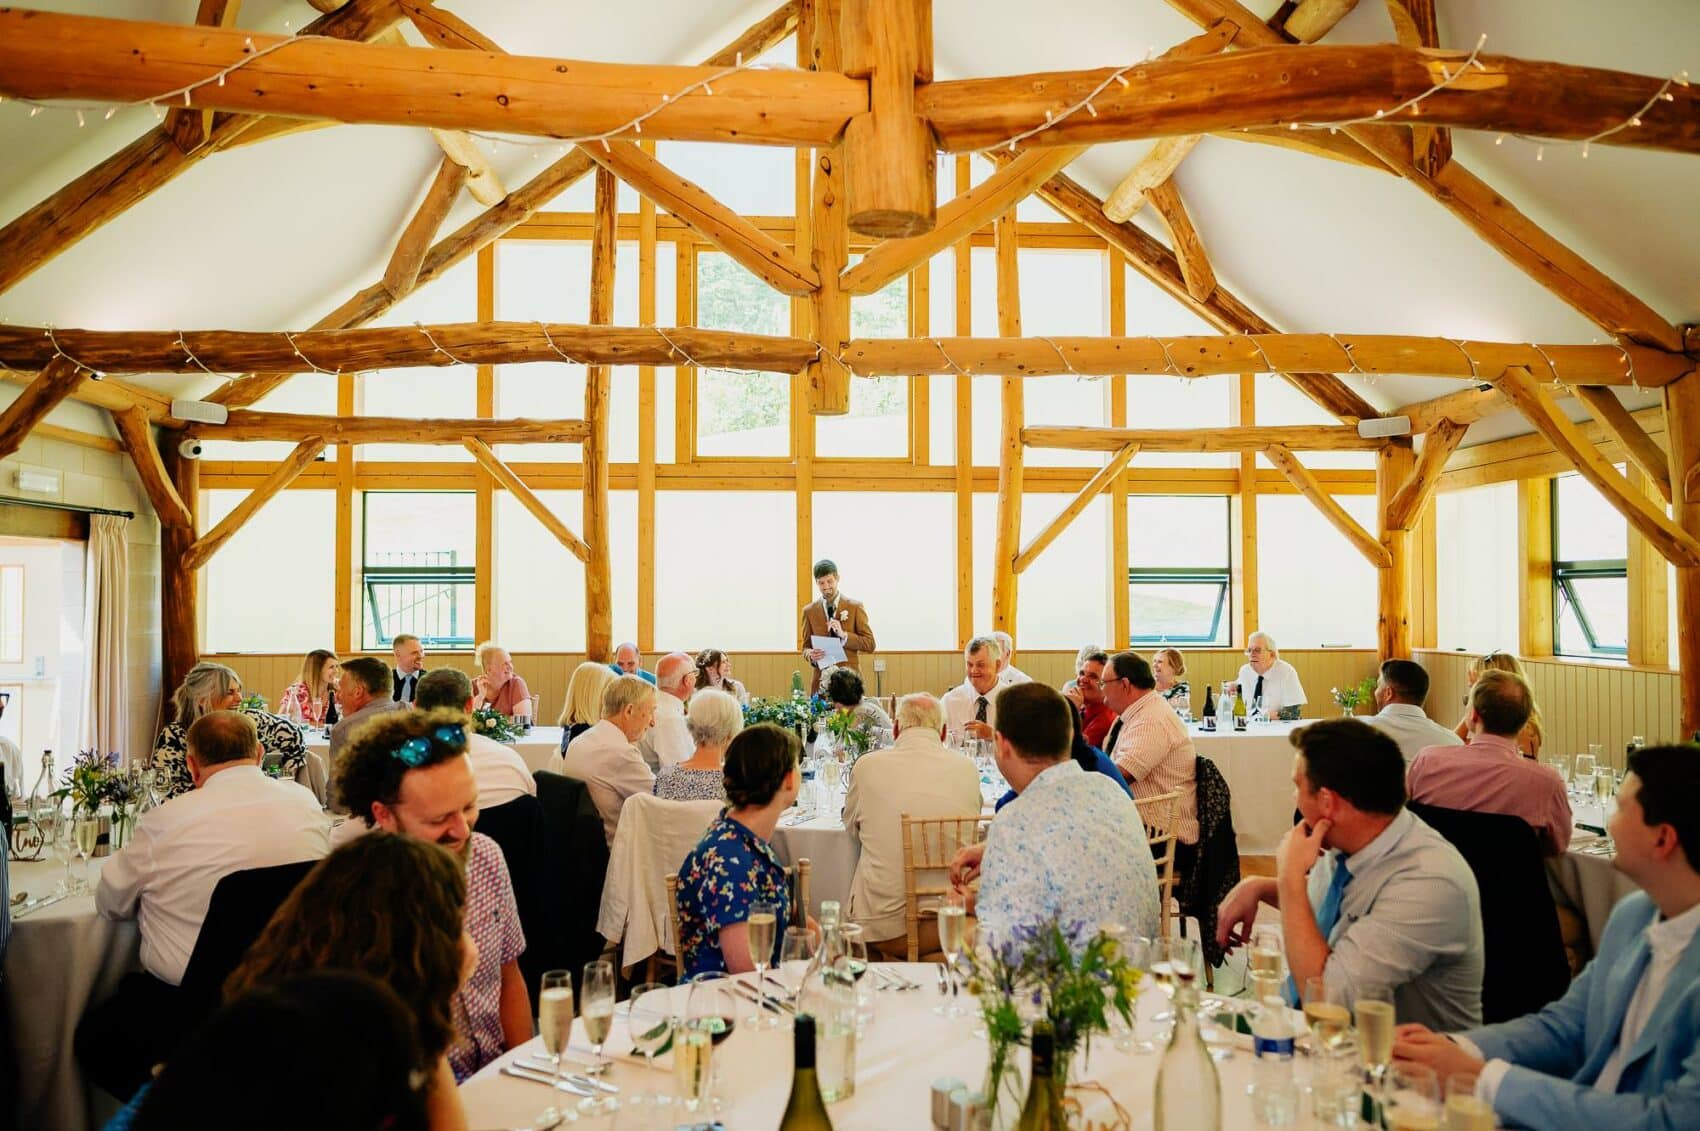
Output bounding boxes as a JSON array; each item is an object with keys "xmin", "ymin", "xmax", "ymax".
[
  {"xmin": 471, "ymin": 705, "xmax": 520, "ymax": 744},
  {"xmin": 742, "ymin": 691, "xmax": 828, "ymax": 733},
  {"xmin": 821, "ymin": 708, "xmax": 875, "ymax": 758},
  {"xmin": 1331, "ymin": 676, "xmax": 1378, "ymax": 713}
]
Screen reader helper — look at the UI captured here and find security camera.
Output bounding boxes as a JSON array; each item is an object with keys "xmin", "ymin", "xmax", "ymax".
[{"xmin": 178, "ymin": 438, "xmax": 204, "ymax": 459}]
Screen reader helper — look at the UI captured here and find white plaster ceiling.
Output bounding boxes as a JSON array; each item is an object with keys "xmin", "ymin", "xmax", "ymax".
[{"xmin": 0, "ymin": 0, "xmax": 1694, "ymax": 446}]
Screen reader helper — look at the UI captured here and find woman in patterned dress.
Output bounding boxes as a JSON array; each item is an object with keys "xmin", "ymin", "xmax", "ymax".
[
  {"xmin": 654, "ymin": 689, "xmax": 743, "ymax": 802},
  {"xmin": 278, "ymin": 649, "xmax": 340, "ymax": 727},
  {"xmin": 152, "ymin": 662, "xmax": 306, "ymax": 799},
  {"xmin": 674, "ymin": 724, "xmax": 800, "ymax": 977}
]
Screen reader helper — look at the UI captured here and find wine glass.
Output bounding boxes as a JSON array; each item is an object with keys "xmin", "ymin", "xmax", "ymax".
[
  {"xmin": 745, "ymin": 900, "xmax": 780, "ymax": 1028},
  {"xmin": 73, "ymin": 811, "xmax": 100, "ymax": 892},
  {"xmin": 778, "ymin": 926, "xmax": 816, "ymax": 1014},
  {"xmin": 1247, "ymin": 923, "xmax": 1286, "ymax": 1004},
  {"xmin": 578, "ymin": 960, "xmax": 620, "ymax": 1114},
  {"xmin": 1301, "ymin": 976, "xmax": 1352, "ymax": 1049},
  {"xmin": 536, "ymin": 970, "xmax": 573, "ymax": 1107},
  {"xmin": 1149, "ymin": 935, "xmax": 1200, "ymax": 1025},
  {"xmin": 840, "ymin": 922, "xmax": 874, "ymax": 1033},
  {"xmin": 1312, "ymin": 1034, "xmax": 1363, "ymax": 1128},
  {"xmin": 1573, "ymin": 752, "xmax": 1598, "ymax": 801},
  {"xmin": 935, "ymin": 890, "xmax": 969, "ymax": 1018},
  {"xmin": 1385, "ymin": 1062, "xmax": 1440, "ymax": 1131},
  {"xmin": 1543, "ymin": 755, "xmax": 1571, "ymax": 787},
  {"xmin": 1355, "ymin": 985, "xmax": 1396, "ymax": 1119},
  {"xmin": 1444, "ymin": 1071, "xmax": 1494, "ymax": 1131},
  {"xmin": 626, "ymin": 982, "xmax": 672, "ymax": 1112}
]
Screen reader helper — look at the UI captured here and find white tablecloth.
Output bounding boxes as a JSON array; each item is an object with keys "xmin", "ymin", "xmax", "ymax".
[
  {"xmin": 1190, "ymin": 720, "xmax": 1307, "ymax": 856},
  {"xmin": 4, "ymin": 857, "xmax": 137, "ymax": 1131},
  {"xmin": 460, "ymin": 965, "xmax": 1275, "ymax": 1129},
  {"xmin": 1549, "ymin": 803, "xmax": 1640, "ymax": 954},
  {"xmin": 306, "ymin": 724, "xmax": 565, "ymax": 775}
]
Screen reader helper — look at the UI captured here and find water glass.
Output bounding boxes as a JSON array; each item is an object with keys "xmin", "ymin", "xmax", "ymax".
[
  {"xmin": 1543, "ymin": 755, "xmax": 1571, "ymax": 785},
  {"xmin": 1572, "ymin": 753, "xmax": 1597, "ymax": 800},
  {"xmin": 1385, "ymin": 1063, "xmax": 1441, "ymax": 1131},
  {"xmin": 625, "ymin": 982, "xmax": 673, "ymax": 1112},
  {"xmin": 840, "ymin": 923, "xmax": 875, "ymax": 1034},
  {"xmin": 1443, "ymin": 1072, "xmax": 1494, "ymax": 1131},
  {"xmin": 778, "ymin": 925, "xmax": 817, "ymax": 1019},
  {"xmin": 1310, "ymin": 1035, "xmax": 1364, "ymax": 1128}
]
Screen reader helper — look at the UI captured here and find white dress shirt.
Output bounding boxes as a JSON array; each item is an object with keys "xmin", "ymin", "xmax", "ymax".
[
  {"xmin": 942, "ymin": 679, "xmax": 1002, "ymax": 733},
  {"xmin": 552, "ymin": 719, "xmax": 656, "ymax": 846},
  {"xmin": 95, "ymin": 765, "xmax": 329, "ymax": 985},
  {"xmin": 466, "ymin": 731, "xmax": 536, "ymax": 809},
  {"xmin": 638, "ymin": 692, "xmax": 693, "ymax": 773},
  {"xmin": 1465, "ymin": 899, "xmax": 1700, "ymax": 1104},
  {"xmin": 1235, "ymin": 658, "xmax": 1307, "ymax": 713},
  {"xmin": 1365, "ymin": 702, "xmax": 1463, "ymax": 765},
  {"xmin": 997, "ymin": 665, "xmax": 1031, "ymax": 687},
  {"xmin": 842, "ymin": 728, "xmax": 984, "ymax": 942}
]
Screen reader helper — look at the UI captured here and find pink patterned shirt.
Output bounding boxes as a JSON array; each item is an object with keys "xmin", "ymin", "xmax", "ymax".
[
  {"xmin": 1406, "ymin": 734, "xmax": 1573, "ymax": 856},
  {"xmin": 448, "ymin": 833, "xmax": 526, "ymax": 1081}
]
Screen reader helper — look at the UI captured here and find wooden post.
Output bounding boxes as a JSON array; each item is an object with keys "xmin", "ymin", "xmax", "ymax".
[
  {"xmin": 952, "ymin": 154, "xmax": 973, "ymax": 648},
  {"xmin": 637, "ymin": 149, "xmax": 658, "ymax": 654},
  {"xmin": 841, "ymin": 0, "xmax": 935, "ymax": 239},
  {"xmin": 334, "ymin": 370, "xmax": 355, "ymax": 653},
  {"xmin": 1626, "ymin": 465, "xmax": 1670, "ymax": 669},
  {"xmin": 991, "ymin": 210, "xmax": 1024, "ymax": 633},
  {"xmin": 1665, "ymin": 371, "xmax": 1700, "ymax": 735},
  {"xmin": 1517, "ymin": 477, "xmax": 1555, "ymax": 658},
  {"xmin": 805, "ymin": 0, "xmax": 852, "ymax": 416},
  {"xmin": 584, "ymin": 167, "xmax": 617, "ymax": 661},
  {"xmin": 474, "ymin": 243, "xmax": 495, "ymax": 644},
  {"xmin": 794, "ymin": 24, "xmax": 818, "ymax": 618},
  {"xmin": 160, "ymin": 442, "xmax": 199, "ymax": 695},
  {"xmin": 1109, "ymin": 256, "xmax": 1130, "ymax": 649},
  {"xmin": 1377, "ymin": 439, "xmax": 1415, "ymax": 660},
  {"xmin": 1231, "ymin": 373, "xmax": 1258, "ymax": 641}
]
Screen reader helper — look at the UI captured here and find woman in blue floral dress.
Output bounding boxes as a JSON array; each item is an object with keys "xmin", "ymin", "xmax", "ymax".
[{"xmin": 674, "ymin": 723, "xmax": 801, "ymax": 977}]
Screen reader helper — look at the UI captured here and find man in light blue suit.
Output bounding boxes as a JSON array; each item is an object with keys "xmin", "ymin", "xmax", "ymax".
[{"xmin": 1394, "ymin": 743, "xmax": 1700, "ymax": 1129}]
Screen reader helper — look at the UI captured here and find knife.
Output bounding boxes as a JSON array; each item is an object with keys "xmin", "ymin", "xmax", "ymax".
[
  {"xmin": 518, "ymin": 1057, "xmax": 620, "ymax": 1093},
  {"xmin": 500, "ymin": 1064, "xmax": 596, "ymax": 1096}
]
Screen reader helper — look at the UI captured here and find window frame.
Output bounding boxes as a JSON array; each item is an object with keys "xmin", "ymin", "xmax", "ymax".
[
  {"xmin": 1550, "ymin": 478, "xmax": 1628, "ymax": 660},
  {"xmin": 1126, "ymin": 495, "xmax": 1234, "ymax": 648},
  {"xmin": 687, "ymin": 244, "xmax": 796, "ymax": 463},
  {"xmin": 360, "ymin": 492, "xmax": 478, "ymax": 651}
]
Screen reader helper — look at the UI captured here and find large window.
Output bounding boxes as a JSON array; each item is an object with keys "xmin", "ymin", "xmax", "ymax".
[
  {"xmin": 1257, "ymin": 493, "xmax": 1378, "ymax": 647},
  {"xmin": 203, "ymin": 491, "xmax": 335, "ymax": 653},
  {"xmin": 1128, "ymin": 496, "xmax": 1231, "ymax": 646},
  {"xmin": 816, "ymin": 271, "xmax": 909, "ymax": 458},
  {"xmin": 695, "ymin": 252, "xmax": 791, "ymax": 457},
  {"xmin": 362, "ymin": 492, "xmax": 476, "ymax": 650},
  {"xmin": 1553, "ymin": 472, "xmax": 1627, "ymax": 658},
  {"xmin": 1435, "ymin": 482, "xmax": 1518, "ymax": 654},
  {"xmin": 0, "ymin": 565, "xmax": 20, "ymax": 662}
]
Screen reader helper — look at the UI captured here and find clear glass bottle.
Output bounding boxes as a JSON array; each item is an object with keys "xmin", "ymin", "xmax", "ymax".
[
  {"xmin": 798, "ymin": 903, "xmax": 857, "ymax": 1105},
  {"xmin": 1154, "ymin": 971, "xmax": 1221, "ymax": 1131},
  {"xmin": 1249, "ymin": 994, "xmax": 1299, "ymax": 1126}
]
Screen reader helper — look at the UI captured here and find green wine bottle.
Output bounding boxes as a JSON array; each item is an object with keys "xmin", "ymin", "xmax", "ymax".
[
  {"xmin": 1015, "ymin": 1021, "xmax": 1066, "ymax": 1130},
  {"xmin": 779, "ymin": 1014, "xmax": 835, "ymax": 1130}
]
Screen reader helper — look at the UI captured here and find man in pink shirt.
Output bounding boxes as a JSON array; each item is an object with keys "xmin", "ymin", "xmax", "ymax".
[{"xmin": 1407, "ymin": 669, "xmax": 1572, "ymax": 856}]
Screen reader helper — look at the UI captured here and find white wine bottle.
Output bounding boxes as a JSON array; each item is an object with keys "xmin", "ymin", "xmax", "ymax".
[
  {"xmin": 779, "ymin": 1014, "xmax": 835, "ymax": 1130},
  {"xmin": 1015, "ymin": 1021, "xmax": 1066, "ymax": 1130}
]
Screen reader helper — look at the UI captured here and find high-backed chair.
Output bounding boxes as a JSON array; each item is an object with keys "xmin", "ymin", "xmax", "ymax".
[
  {"xmin": 533, "ymin": 771, "xmax": 614, "ymax": 988},
  {"xmin": 178, "ymin": 859, "xmax": 318, "ymax": 1018},
  {"xmin": 1408, "ymin": 802, "xmax": 1570, "ymax": 1023},
  {"xmin": 473, "ymin": 793, "xmax": 552, "ymax": 1005},
  {"xmin": 899, "ymin": 813, "xmax": 991, "ymax": 962},
  {"xmin": 1134, "ymin": 790, "xmax": 1181, "ymax": 938}
]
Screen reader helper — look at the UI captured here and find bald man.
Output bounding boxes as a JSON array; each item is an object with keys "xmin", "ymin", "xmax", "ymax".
[{"xmin": 638, "ymin": 652, "xmax": 695, "ymax": 773}]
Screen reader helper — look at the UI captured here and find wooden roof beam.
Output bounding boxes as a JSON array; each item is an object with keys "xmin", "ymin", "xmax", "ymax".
[
  {"xmin": 1573, "ymin": 385, "xmax": 1673, "ymax": 504},
  {"xmin": 1026, "ymin": 425, "xmax": 1380, "ymax": 453},
  {"xmin": 0, "ymin": 358, "xmax": 87, "ymax": 460},
  {"xmin": 110, "ymin": 406, "xmax": 195, "ymax": 529},
  {"xmin": 463, "ymin": 438, "xmax": 590, "ymax": 562},
  {"xmin": 587, "ymin": 141, "xmax": 820, "ymax": 295},
  {"xmin": 1284, "ymin": 0, "xmax": 1358, "ymax": 43},
  {"xmin": 204, "ymin": 0, "xmax": 800, "ymax": 410},
  {"xmin": 1013, "ymin": 443, "xmax": 1140, "ymax": 573},
  {"xmin": 1385, "ymin": 0, "xmax": 1450, "ymax": 175},
  {"xmin": 986, "ymin": 153, "xmax": 1380, "ymax": 422},
  {"xmin": 1163, "ymin": 0, "xmax": 1686, "ymax": 353},
  {"xmin": 1145, "ymin": 180, "xmax": 1216, "ymax": 302},
  {"xmin": 1384, "ymin": 417, "xmax": 1465, "ymax": 529},
  {"xmin": 1496, "ymin": 365, "xmax": 1700, "ymax": 567},
  {"xmin": 163, "ymin": 0, "xmax": 244, "ymax": 155},
  {"xmin": 188, "ymin": 411, "xmax": 589, "ymax": 445},
  {"xmin": 383, "ymin": 155, "xmax": 469, "ymax": 297},
  {"xmin": 183, "ymin": 437, "xmax": 326, "ymax": 571},
  {"xmin": 2, "ymin": 326, "xmax": 1686, "ymax": 386},
  {"xmin": 1398, "ymin": 385, "xmax": 1502, "ymax": 432},
  {"xmin": 1265, "ymin": 442, "xmax": 1394, "ymax": 566},
  {"xmin": 0, "ymin": 0, "xmax": 404, "ymax": 296}
]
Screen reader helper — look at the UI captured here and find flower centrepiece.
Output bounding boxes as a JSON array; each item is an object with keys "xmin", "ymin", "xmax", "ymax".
[
  {"xmin": 469, "ymin": 705, "xmax": 519, "ymax": 744},
  {"xmin": 1330, "ymin": 676, "xmax": 1377, "ymax": 715}
]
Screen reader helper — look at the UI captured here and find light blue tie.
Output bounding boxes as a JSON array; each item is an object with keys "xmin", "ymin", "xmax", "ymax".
[{"xmin": 1284, "ymin": 856, "xmax": 1352, "ymax": 1005}]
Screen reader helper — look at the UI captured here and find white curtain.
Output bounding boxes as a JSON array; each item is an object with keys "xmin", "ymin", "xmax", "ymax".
[{"xmin": 79, "ymin": 514, "xmax": 129, "ymax": 758}]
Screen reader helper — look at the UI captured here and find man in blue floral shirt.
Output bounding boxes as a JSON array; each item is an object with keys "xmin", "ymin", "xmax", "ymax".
[
  {"xmin": 677, "ymin": 724, "xmax": 801, "ymax": 977},
  {"xmin": 966, "ymin": 683, "xmax": 1159, "ymax": 942}
]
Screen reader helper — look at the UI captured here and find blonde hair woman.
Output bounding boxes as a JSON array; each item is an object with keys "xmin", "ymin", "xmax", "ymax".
[
  {"xmin": 279, "ymin": 649, "xmax": 340, "ymax": 727},
  {"xmin": 1153, "ymin": 647, "xmax": 1190, "ymax": 715},
  {"xmin": 469, "ymin": 641, "xmax": 532, "ymax": 719},
  {"xmin": 1454, "ymin": 650, "xmax": 1545, "ymax": 757},
  {"xmin": 153, "ymin": 662, "xmax": 307, "ymax": 799},
  {"xmin": 556, "ymin": 660, "xmax": 617, "ymax": 756}
]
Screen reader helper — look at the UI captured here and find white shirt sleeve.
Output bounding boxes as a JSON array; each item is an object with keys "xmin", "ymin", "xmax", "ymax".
[{"xmin": 94, "ymin": 818, "xmax": 150, "ymax": 921}]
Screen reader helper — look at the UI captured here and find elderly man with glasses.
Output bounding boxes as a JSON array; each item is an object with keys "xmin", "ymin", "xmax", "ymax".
[
  {"xmin": 1231, "ymin": 631, "xmax": 1307, "ymax": 721},
  {"xmin": 1062, "ymin": 648, "xmax": 1115, "ymax": 749}
]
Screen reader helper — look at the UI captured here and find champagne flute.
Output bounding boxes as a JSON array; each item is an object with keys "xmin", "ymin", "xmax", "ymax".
[
  {"xmin": 935, "ymin": 890, "xmax": 969, "ymax": 1018},
  {"xmin": 746, "ymin": 900, "xmax": 779, "ymax": 1029},
  {"xmin": 626, "ymin": 982, "xmax": 672, "ymax": 1112},
  {"xmin": 537, "ymin": 970, "xmax": 574, "ymax": 1104},
  {"xmin": 1443, "ymin": 1071, "xmax": 1493, "ymax": 1131},
  {"xmin": 74, "ymin": 812, "xmax": 100, "ymax": 892},
  {"xmin": 685, "ymin": 974, "xmax": 735, "ymax": 1114},
  {"xmin": 673, "ymin": 1011, "xmax": 713, "ymax": 1114},
  {"xmin": 578, "ymin": 960, "xmax": 620, "ymax": 1114},
  {"xmin": 1385, "ymin": 1062, "xmax": 1441, "ymax": 1131},
  {"xmin": 1355, "ymin": 985, "xmax": 1396, "ymax": 1120},
  {"xmin": 1301, "ymin": 976, "xmax": 1352, "ymax": 1049},
  {"xmin": 1247, "ymin": 922, "xmax": 1286, "ymax": 1004}
]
